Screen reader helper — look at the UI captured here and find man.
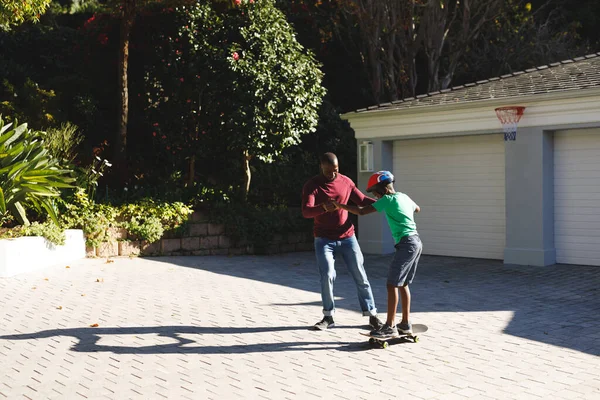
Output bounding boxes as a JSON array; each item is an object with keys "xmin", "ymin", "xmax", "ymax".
[{"xmin": 302, "ymin": 152, "xmax": 383, "ymax": 330}]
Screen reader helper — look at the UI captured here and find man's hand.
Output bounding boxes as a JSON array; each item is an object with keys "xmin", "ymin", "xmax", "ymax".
[
  {"xmin": 331, "ymin": 200, "xmax": 343, "ymax": 210},
  {"xmin": 322, "ymin": 201, "xmax": 337, "ymax": 212}
]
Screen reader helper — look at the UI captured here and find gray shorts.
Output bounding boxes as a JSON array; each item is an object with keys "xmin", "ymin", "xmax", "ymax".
[{"xmin": 388, "ymin": 234, "xmax": 422, "ymax": 286}]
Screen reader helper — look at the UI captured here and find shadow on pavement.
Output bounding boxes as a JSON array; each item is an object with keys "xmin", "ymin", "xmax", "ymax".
[
  {"xmin": 1, "ymin": 253, "xmax": 598, "ymax": 356},
  {"xmin": 0, "ymin": 325, "xmax": 365, "ymax": 354},
  {"xmin": 146, "ymin": 253, "xmax": 600, "ymax": 356}
]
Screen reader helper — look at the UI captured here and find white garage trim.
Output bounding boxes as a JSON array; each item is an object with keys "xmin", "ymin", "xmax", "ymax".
[
  {"xmin": 554, "ymin": 128, "xmax": 600, "ymax": 266},
  {"xmin": 344, "ymin": 90, "xmax": 600, "ymax": 140},
  {"xmin": 393, "ymin": 134, "xmax": 505, "ymax": 259}
]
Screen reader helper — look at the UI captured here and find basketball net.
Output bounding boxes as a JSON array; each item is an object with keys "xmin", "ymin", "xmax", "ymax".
[{"xmin": 495, "ymin": 106, "xmax": 526, "ymax": 141}]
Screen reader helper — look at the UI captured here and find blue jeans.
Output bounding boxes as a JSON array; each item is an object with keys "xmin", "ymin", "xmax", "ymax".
[{"xmin": 314, "ymin": 235, "xmax": 377, "ymax": 317}]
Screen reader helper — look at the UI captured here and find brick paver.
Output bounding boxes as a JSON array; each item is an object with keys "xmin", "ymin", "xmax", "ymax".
[{"xmin": 0, "ymin": 253, "xmax": 599, "ymax": 399}]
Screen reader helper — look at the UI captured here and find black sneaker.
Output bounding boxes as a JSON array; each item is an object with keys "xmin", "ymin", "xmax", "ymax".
[
  {"xmin": 313, "ymin": 316, "xmax": 335, "ymax": 330},
  {"xmin": 370, "ymin": 323, "xmax": 398, "ymax": 338},
  {"xmin": 369, "ymin": 315, "xmax": 384, "ymax": 330},
  {"xmin": 397, "ymin": 321, "xmax": 412, "ymax": 334}
]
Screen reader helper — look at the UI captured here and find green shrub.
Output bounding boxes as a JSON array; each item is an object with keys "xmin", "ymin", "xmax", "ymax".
[
  {"xmin": 0, "ymin": 78, "xmax": 62, "ymax": 129},
  {"xmin": 0, "ymin": 221, "xmax": 66, "ymax": 246},
  {"xmin": 118, "ymin": 199, "xmax": 193, "ymax": 232},
  {"xmin": 210, "ymin": 202, "xmax": 311, "ymax": 246},
  {"xmin": 59, "ymin": 189, "xmax": 117, "ymax": 247},
  {"xmin": 0, "ymin": 116, "xmax": 75, "ymax": 225},
  {"xmin": 43, "ymin": 122, "xmax": 83, "ymax": 164},
  {"xmin": 60, "ymin": 189, "xmax": 193, "ymax": 245},
  {"xmin": 21, "ymin": 221, "xmax": 66, "ymax": 245},
  {"xmin": 123, "ymin": 215, "xmax": 164, "ymax": 243}
]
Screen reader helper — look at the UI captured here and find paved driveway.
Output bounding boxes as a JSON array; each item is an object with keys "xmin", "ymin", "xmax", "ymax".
[{"xmin": 0, "ymin": 252, "xmax": 599, "ymax": 399}]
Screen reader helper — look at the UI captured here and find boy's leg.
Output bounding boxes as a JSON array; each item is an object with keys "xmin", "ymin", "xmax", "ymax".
[
  {"xmin": 339, "ymin": 236, "xmax": 377, "ymax": 317},
  {"xmin": 387, "ymin": 235, "xmax": 422, "ymax": 332},
  {"xmin": 386, "ymin": 284, "xmax": 399, "ymax": 326},
  {"xmin": 399, "ymin": 284, "xmax": 411, "ymax": 325}
]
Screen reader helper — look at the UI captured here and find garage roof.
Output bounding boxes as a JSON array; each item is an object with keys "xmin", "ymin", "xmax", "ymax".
[{"xmin": 353, "ymin": 52, "xmax": 600, "ymax": 113}]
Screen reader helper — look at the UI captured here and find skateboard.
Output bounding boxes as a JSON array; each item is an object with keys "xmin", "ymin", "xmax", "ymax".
[{"xmin": 360, "ymin": 324, "xmax": 428, "ymax": 348}]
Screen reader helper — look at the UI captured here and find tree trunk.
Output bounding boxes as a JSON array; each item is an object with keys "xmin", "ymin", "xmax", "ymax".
[
  {"xmin": 242, "ymin": 150, "xmax": 251, "ymax": 202},
  {"xmin": 116, "ymin": 0, "xmax": 136, "ymax": 169},
  {"xmin": 187, "ymin": 155, "xmax": 195, "ymax": 187}
]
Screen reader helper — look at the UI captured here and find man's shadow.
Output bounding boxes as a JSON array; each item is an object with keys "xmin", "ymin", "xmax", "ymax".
[{"xmin": 0, "ymin": 325, "xmax": 370, "ymax": 354}]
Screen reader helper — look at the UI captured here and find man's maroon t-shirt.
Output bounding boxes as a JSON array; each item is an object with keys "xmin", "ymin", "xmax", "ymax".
[{"xmin": 302, "ymin": 174, "xmax": 375, "ymax": 240}]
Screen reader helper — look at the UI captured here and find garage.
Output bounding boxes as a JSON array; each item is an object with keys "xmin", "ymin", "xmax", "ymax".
[
  {"xmin": 346, "ymin": 54, "xmax": 600, "ymax": 265},
  {"xmin": 393, "ymin": 134, "xmax": 506, "ymax": 259},
  {"xmin": 554, "ymin": 128, "xmax": 600, "ymax": 266}
]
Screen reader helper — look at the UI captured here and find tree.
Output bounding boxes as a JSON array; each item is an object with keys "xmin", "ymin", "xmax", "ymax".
[
  {"xmin": 456, "ymin": 0, "xmax": 581, "ymax": 84},
  {"xmin": 329, "ymin": 0, "xmax": 506, "ymax": 102},
  {"xmin": 531, "ymin": 0, "xmax": 600, "ymax": 49},
  {"xmin": 107, "ymin": 0, "xmax": 196, "ymax": 171},
  {"xmin": 115, "ymin": 0, "xmax": 136, "ymax": 169},
  {"xmin": 332, "ymin": 1, "xmax": 421, "ymax": 103},
  {"xmin": 418, "ymin": 0, "xmax": 503, "ymax": 92},
  {"xmin": 145, "ymin": 0, "xmax": 326, "ymax": 200},
  {"xmin": 0, "ymin": 0, "xmax": 51, "ymax": 30}
]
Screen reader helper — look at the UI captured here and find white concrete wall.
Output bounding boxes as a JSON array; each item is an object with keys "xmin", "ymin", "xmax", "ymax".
[{"xmin": 0, "ymin": 229, "xmax": 86, "ymax": 277}]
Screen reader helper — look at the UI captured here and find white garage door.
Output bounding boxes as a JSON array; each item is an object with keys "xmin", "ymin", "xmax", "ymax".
[
  {"xmin": 393, "ymin": 135, "xmax": 505, "ymax": 259},
  {"xmin": 554, "ymin": 129, "xmax": 600, "ymax": 266}
]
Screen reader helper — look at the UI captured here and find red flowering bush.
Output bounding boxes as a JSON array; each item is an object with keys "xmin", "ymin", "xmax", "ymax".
[{"xmin": 143, "ymin": 0, "xmax": 325, "ymax": 196}]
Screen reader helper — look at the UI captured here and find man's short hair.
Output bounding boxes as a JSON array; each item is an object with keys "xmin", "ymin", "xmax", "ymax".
[{"xmin": 320, "ymin": 152, "xmax": 338, "ymax": 165}]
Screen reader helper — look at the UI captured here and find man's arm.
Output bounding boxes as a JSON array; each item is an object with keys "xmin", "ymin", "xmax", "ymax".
[
  {"xmin": 349, "ymin": 185, "xmax": 376, "ymax": 206},
  {"xmin": 302, "ymin": 189, "xmax": 332, "ymax": 218},
  {"xmin": 332, "ymin": 201, "xmax": 377, "ymax": 216}
]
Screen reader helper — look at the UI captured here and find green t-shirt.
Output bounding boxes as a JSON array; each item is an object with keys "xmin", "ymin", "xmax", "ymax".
[{"xmin": 372, "ymin": 192, "xmax": 418, "ymax": 243}]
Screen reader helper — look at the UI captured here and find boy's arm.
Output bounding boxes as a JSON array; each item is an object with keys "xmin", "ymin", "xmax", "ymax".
[
  {"xmin": 349, "ymin": 185, "xmax": 376, "ymax": 206},
  {"xmin": 413, "ymin": 198, "xmax": 420, "ymax": 213},
  {"xmin": 332, "ymin": 201, "xmax": 377, "ymax": 216}
]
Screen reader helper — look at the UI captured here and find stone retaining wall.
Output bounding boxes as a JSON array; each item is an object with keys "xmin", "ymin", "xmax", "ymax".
[{"xmin": 88, "ymin": 212, "xmax": 314, "ymax": 258}]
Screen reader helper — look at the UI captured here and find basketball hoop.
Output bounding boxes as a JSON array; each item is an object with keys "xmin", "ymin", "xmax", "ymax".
[{"xmin": 495, "ymin": 106, "xmax": 526, "ymax": 141}]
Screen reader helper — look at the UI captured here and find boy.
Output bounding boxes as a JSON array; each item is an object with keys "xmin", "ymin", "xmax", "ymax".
[{"xmin": 332, "ymin": 170, "xmax": 422, "ymax": 338}]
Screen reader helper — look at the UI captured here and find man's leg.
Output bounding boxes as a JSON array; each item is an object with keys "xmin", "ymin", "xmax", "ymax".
[
  {"xmin": 314, "ymin": 237, "xmax": 337, "ymax": 320},
  {"xmin": 339, "ymin": 236, "xmax": 378, "ymax": 317}
]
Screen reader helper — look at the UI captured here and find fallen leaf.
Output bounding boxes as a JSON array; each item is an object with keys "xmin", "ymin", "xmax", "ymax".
[
  {"xmin": 57, "ymin": 306, "xmax": 63, "ymax": 310},
  {"xmin": 81, "ymin": 294, "xmax": 86, "ymax": 297},
  {"xmin": 105, "ymin": 258, "xmax": 114, "ymax": 264},
  {"xmin": 31, "ymin": 286, "xmax": 37, "ymax": 290},
  {"xmin": 44, "ymin": 278, "xmax": 49, "ymax": 281},
  {"xmin": 90, "ymin": 323, "xmax": 99, "ymax": 327},
  {"xmin": 65, "ymin": 266, "xmax": 70, "ymax": 269},
  {"xmin": 95, "ymin": 278, "xmax": 104, "ymax": 283}
]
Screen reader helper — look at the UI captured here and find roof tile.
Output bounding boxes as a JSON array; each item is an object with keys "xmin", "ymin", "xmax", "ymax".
[{"xmin": 353, "ymin": 54, "xmax": 600, "ymax": 113}]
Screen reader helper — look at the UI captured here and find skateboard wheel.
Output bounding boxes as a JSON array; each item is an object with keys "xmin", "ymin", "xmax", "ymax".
[
  {"xmin": 369, "ymin": 338, "xmax": 375, "ymax": 344},
  {"xmin": 414, "ymin": 336, "xmax": 419, "ymax": 343},
  {"xmin": 382, "ymin": 342, "xmax": 389, "ymax": 349}
]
